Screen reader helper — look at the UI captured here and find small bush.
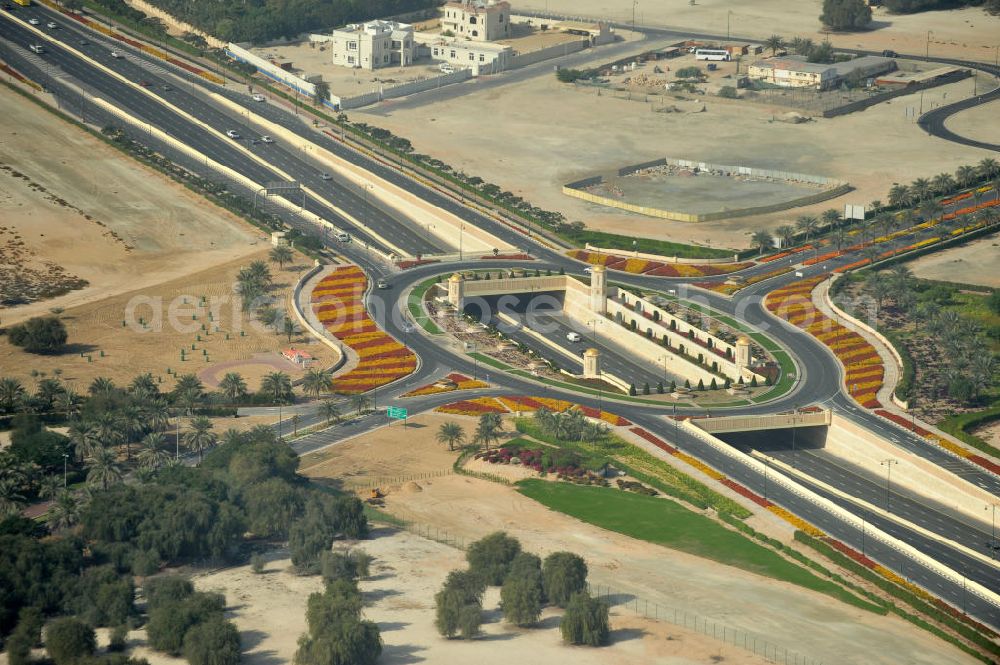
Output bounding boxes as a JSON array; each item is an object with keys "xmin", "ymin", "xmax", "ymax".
[
  {"xmin": 250, "ymin": 553, "xmax": 265, "ymax": 574},
  {"xmin": 108, "ymin": 625, "xmax": 128, "ymax": 652},
  {"xmin": 718, "ymin": 85, "xmax": 738, "ymax": 98},
  {"xmin": 8, "ymin": 316, "xmax": 68, "ymax": 354}
]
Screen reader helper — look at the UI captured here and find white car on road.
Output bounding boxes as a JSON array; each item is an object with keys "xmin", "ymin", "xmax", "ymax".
[
  {"xmin": 566, "ymin": 332, "xmax": 582, "ymax": 343},
  {"xmin": 252, "ymin": 93, "xmax": 266, "ymax": 102},
  {"xmin": 225, "ymin": 129, "xmax": 240, "ymax": 139},
  {"xmin": 28, "ymin": 18, "xmax": 40, "ymax": 25}
]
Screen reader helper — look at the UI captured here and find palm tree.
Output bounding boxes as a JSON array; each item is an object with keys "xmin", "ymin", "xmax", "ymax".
[
  {"xmin": 321, "ymin": 400, "xmax": 341, "ymax": 425},
  {"xmin": 909, "ymin": 177, "xmax": 932, "ymax": 202},
  {"xmin": 919, "ymin": 199, "xmax": 943, "ymax": 223},
  {"xmin": 750, "ymin": 230, "xmax": 774, "ymax": 255},
  {"xmin": 67, "ymin": 422, "xmax": 97, "ymax": 462},
  {"xmin": 86, "ymin": 447, "xmax": 122, "ymax": 492},
  {"xmin": 38, "ymin": 475, "xmax": 61, "ymax": 501},
  {"xmin": 931, "ymin": 172, "xmax": 955, "ymax": 196},
  {"xmin": 301, "ymin": 368, "xmax": 331, "ymax": 398},
  {"xmin": 795, "ymin": 215, "xmax": 818, "ymax": 242},
  {"xmin": 143, "ymin": 399, "xmax": 171, "ymax": 433},
  {"xmin": 352, "ymin": 393, "xmax": 371, "ymax": 414},
  {"xmin": 283, "ymin": 318, "xmax": 299, "ymax": 343},
  {"xmin": 219, "ymin": 372, "xmax": 249, "ymax": 404},
  {"xmin": 184, "ymin": 416, "xmax": 216, "ymax": 462},
  {"xmin": 35, "ymin": 378, "xmax": 65, "ymax": 411},
  {"xmin": 54, "ymin": 390, "xmax": 81, "ymax": 420},
  {"xmin": 436, "ymin": 422, "xmax": 465, "ymax": 451},
  {"xmin": 775, "ymin": 224, "xmax": 796, "ymax": 249},
  {"xmin": 261, "ymin": 371, "xmax": 293, "ymax": 404},
  {"xmin": 887, "ymin": 183, "xmax": 910, "ymax": 209},
  {"xmin": 889, "ymin": 265, "xmax": 913, "ymax": 291},
  {"xmin": 119, "ymin": 403, "xmax": 145, "ymax": 460},
  {"xmin": 473, "ymin": 413, "xmax": 502, "ymax": 451},
  {"xmin": 978, "ymin": 157, "xmax": 999, "ymax": 181},
  {"xmin": 820, "ymin": 208, "xmax": 840, "ymax": 230},
  {"xmin": 137, "ymin": 432, "xmax": 170, "ymax": 470},
  {"xmin": 129, "ymin": 373, "xmax": 160, "ymax": 400},
  {"xmin": 0, "ymin": 377, "xmax": 26, "ymax": 413},
  {"xmin": 269, "ymin": 245, "xmax": 293, "ymax": 269},
  {"xmin": 172, "ymin": 373, "xmax": 204, "ymax": 404},
  {"xmin": 88, "ymin": 376, "xmax": 116, "ymax": 397},
  {"xmin": 48, "ymin": 491, "xmax": 80, "ymax": 531},
  {"xmin": 764, "ymin": 34, "xmax": 784, "ymax": 55},
  {"xmin": 220, "ymin": 428, "xmax": 246, "ymax": 448},
  {"xmin": 91, "ymin": 412, "xmax": 123, "ymax": 451},
  {"xmin": 291, "ymin": 413, "xmax": 302, "ymax": 436},
  {"xmin": 955, "ymin": 165, "xmax": 977, "ymax": 189},
  {"xmin": 833, "ymin": 227, "xmax": 848, "ymax": 252},
  {"xmin": 0, "ymin": 477, "xmax": 27, "ymax": 518}
]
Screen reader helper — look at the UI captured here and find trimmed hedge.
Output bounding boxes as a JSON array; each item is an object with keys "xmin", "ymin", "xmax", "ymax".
[{"xmin": 937, "ymin": 404, "xmax": 1000, "ymax": 460}]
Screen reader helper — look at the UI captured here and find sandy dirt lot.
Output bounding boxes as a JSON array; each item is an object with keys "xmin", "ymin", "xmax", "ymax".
[
  {"xmin": 0, "ymin": 251, "xmax": 338, "ymax": 390},
  {"xmin": 945, "ymin": 99, "xmax": 1000, "ymax": 145},
  {"xmin": 515, "ymin": 0, "xmax": 1000, "ymax": 64},
  {"xmin": 298, "ymin": 413, "xmax": 976, "ymax": 665},
  {"xmin": 906, "ymin": 235, "xmax": 1000, "ymax": 287},
  {"xmin": 175, "ymin": 531, "xmax": 773, "ymax": 665},
  {"xmin": 354, "ymin": 45, "xmax": 994, "ymax": 249},
  {"xmin": 0, "ymin": 85, "xmax": 263, "ymax": 323}
]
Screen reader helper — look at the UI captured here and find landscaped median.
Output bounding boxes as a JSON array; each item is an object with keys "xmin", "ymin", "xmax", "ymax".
[
  {"xmin": 765, "ymin": 276, "xmax": 884, "ymax": 408},
  {"xmin": 876, "ymin": 410, "xmax": 1000, "ymax": 476},
  {"xmin": 402, "ymin": 372, "xmax": 487, "ymax": 397},
  {"xmin": 311, "ymin": 265, "xmax": 416, "ymax": 394}
]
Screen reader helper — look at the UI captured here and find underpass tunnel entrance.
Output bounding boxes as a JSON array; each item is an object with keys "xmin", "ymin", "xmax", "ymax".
[
  {"xmin": 713, "ymin": 426, "xmax": 829, "ymax": 455},
  {"xmin": 462, "ymin": 291, "xmax": 567, "ymax": 325}
]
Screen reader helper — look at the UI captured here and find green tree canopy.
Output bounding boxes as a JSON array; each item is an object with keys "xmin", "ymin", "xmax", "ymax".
[
  {"xmin": 466, "ymin": 531, "xmax": 521, "ymax": 585},
  {"xmin": 8, "ymin": 316, "xmax": 68, "ymax": 354},
  {"xmin": 45, "ymin": 617, "xmax": 96, "ymax": 665},
  {"xmin": 820, "ymin": 0, "xmax": 872, "ymax": 30},
  {"xmin": 542, "ymin": 552, "xmax": 588, "ymax": 608},
  {"xmin": 560, "ymin": 591, "xmax": 609, "ymax": 646}
]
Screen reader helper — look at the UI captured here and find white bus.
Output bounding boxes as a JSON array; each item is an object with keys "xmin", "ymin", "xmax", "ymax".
[{"xmin": 694, "ymin": 48, "xmax": 731, "ymax": 61}]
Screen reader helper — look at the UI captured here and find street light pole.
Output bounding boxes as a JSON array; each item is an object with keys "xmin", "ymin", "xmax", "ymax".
[
  {"xmin": 880, "ymin": 458, "xmax": 897, "ymax": 513},
  {"xmin": 988, "ymin": 503, "xmax": 998, "ymax": 559},
  {"xmin": 925, "ymin": 30, "xmax": 933, "ymax": 59},
  {"xmin": 63, "ymin": 454, "xmax": 68, "ymax": 488},
  {"xmin": 791, "ymin": 404, "xmax": 798, "ymax": 468}
]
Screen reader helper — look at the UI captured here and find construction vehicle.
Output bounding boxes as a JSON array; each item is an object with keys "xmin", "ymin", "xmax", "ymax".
[{"xmin": 366, "ymin": 488, "xmax": 385, "ymax": 507}]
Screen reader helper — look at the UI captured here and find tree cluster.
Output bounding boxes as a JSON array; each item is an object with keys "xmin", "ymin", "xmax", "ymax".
[
  {"xmin": 144, "ymin": 576, "xmax": 239, "ymax": 665},
  {"xmin": 7, "ymin": 317, "xmax": 68, "ymax": 354},
  {"xmin": 142, "ymin": 0, "xmax": 437, "ymax": 43},
  {"xmin": 295, "ymin": 578, "xmax": 382, "ymax": 665},
  {"xmin": 820, "ymin": 0, "xmax": 872, "ymax": 30},
  {"xmin": 435, "ymin": 533, "xmax": 600, "ymax": 644},
  {"xmin": 883, "ymin": 0, "xmax": 999, "ymax": 15}
]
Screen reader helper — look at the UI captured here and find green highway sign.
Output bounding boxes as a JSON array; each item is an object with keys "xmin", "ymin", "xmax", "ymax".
[{"xmin": 387, "ymin": 406, "xmax": 408, "ymax": 420}]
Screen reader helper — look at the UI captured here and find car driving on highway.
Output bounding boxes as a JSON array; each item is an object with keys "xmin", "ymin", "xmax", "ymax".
[
  {"xmin": 225, "ymin": 130, "xmax": 240, "ymax": 139},
  {"xmin": 252, "ymin": 93, "xmax": 265, "ymax": 102},
  {"xmin": 28, "ymin": 17, "xmax": 39, "ymax": 24},
  {"xmin": 110, "ymin": 50, "xmax": 123, "ymax": 58},
  {"xmin": 566, "ymin": 332, "xmax": 582, "ymax": 343},
  {"xmin": 261, "ymin": 135, "xmax": 273, "ymax": 144},
  {"xmin": 320, "ymin": 173, "xmax": 333, "ymax": 181}
]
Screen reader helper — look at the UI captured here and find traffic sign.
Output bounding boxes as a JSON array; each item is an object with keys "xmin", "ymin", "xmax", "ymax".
[{"xmin": 387, "ymin": 406, "xmax": 408, "ymax": 420}]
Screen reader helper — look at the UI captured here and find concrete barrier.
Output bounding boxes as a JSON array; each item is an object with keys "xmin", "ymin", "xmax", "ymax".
[
  {"xmin": 583, "ymin": 244, "xmax": 740, "ymax": 264},
  {"xmin": 680, "ymin": 420, "xmax": 1000, "ymax": 612}
]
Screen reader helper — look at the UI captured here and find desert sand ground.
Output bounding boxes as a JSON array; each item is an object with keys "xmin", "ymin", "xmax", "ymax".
[
  {"xmin": 516, "ymin": 0, "xmax": 1000, "ymax": 64},
  {"xmin": 148, "ymin": 532, "xmax": 771, "ymax": 665},
  {"xmin": 354, "ymin": 43, "xmax": 995, "ymax": 249},
  {"xmin": 0, "ymin": 250, "xmax": 337, "ymax": 390},
  {"xmin": 906, "ymin": 235, "xmax": 1000, "ymax": 287},
  {"xmin": 945, "ymin": 99, "xmax": 1000, "ymax": 145},
  {"xmin": 299, "ymin": 412, "xmax": 977, "ymax": 665},
  {"xmin": 0, "ymin": 84, "xmax": 261, "ymax": 324}
]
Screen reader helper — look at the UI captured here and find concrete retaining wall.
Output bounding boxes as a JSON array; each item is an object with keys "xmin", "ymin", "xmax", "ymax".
[
  {"xmin": 563, "ymin": 157, "xmax": 851, "ymax": 223},
  {"xmin": 695, "ymin": 411, "xmax": 830, "ymax": 433},
  {"xmin": 226, "ymin": 43, "xmax": 342, "ymax": 111},
  {"xmin": 681, "ymin": 421, "xmax": 1000, "ymax": 611},
  {"xmin": 826, "ymin": 414, "xmax": 994, "ymax": 528},
  {"xmin": 510, "ymin": 38, "xmax": 587, "ymax": 68}
]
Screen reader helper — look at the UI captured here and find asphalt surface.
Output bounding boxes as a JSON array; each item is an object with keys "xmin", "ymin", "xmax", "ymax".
[{"xmin": 3, "ymin": 4, "xmax": 999, "ymax": 628}]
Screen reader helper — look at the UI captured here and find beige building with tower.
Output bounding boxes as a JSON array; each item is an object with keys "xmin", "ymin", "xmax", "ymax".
[{"xmin": 441, "ymin": 0, "xmax": 512, "ymax": 42}]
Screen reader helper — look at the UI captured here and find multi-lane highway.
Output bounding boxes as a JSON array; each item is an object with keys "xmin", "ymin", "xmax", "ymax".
[{"xmin": 2, "ymin": 2, "xmax": 998, "ymax": 627}]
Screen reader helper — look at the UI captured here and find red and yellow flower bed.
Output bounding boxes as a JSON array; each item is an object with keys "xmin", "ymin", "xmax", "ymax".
[
  {"xmin": 437, "ymin": 397, "xmax": 508, "ymax": 415},
  {"xmin": 311, "ymin": 266, "xmax": 417, "ymax": 394},
  {"xmin": 567, "ymin": 250, "xmax": 752, "ymax": 277},
  {"xmin": 403, "ymin": 373, "xmax": 488, "ymax": 397},
  {"xmin": 802, "ymin": 250, "xmax": 844, "ymax": 266},
  {"xmin": 766, "ymin": 276, "xmax": 883, "ymax": 408},
  {"xmin": 435, "ymin": 395, "xmax": 632, "ymax": 426},
  {"xmin": 760, "ymin": 245, "xmax": 813, "ymax": 263}
]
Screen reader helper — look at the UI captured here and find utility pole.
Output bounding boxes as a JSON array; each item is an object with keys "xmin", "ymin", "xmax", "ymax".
[
  {"xmin": 880, "ymin": 458, "xmax": 897, "ymax": 513},
  {"xmin": 790, "ymin": 404, "xmax": 798, "ymax": 468},
  {"xmin": 63, "ymin": 454, "xmax": 68, "ymax": 488}
]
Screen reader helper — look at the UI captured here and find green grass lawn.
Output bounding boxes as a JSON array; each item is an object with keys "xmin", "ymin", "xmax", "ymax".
[
  {"xmin": 408, "ymin": 277, "xmax": 443, "ymax": 334},
  {"xmin": 517, "ymin": 479, "xmax": 882, "ymax": 613},
  {"xmin": 560, "ymin": 228, "xmax": 736, "ymax": 259}
]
